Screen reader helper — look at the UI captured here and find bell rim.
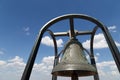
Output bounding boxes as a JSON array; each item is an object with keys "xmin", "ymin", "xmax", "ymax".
[
  {"xmin": 52, "ymin": 70, "xmax": 97, "ymax": 77},
  {"xmin": 52, "ymin": 63, "xmax": 97, "ymax": 77}
]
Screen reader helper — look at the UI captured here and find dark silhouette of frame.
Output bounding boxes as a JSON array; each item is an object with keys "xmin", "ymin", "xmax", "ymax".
[{"xmin": 21, "ymin": 14, "xmax": 120, "ymax": 80}]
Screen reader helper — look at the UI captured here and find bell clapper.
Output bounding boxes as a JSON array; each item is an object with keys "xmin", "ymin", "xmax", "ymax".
[{"xmin": 71, "ymin": 72, "xmax": 78, "ymax": 80}]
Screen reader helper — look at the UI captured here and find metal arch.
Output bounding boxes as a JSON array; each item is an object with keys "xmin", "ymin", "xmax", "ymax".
[
  {"xmin": 21, "ymin": 14, "xmax": 120, "ymax": 80},
  {"xmin": 39, "ymin": 14, "xmax": 105, "ymax": 34}
]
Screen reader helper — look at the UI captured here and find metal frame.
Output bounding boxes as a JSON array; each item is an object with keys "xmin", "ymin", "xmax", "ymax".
[{"xmin": 21, "ymin": 14, "xmax": 120, "ymax": 80}]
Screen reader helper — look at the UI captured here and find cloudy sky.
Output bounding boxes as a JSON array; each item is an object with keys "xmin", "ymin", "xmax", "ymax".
[{"xmin": 0, "ymin": 0, "xmax": 120, "ymax": 80}]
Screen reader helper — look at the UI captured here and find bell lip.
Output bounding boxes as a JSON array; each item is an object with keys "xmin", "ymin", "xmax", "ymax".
[
  {"xmin": 52, "ymin": 70, "xmax": 97, "ymax": 77},
  {"xmin": 52, "ymin": 63, "xmax": 97, "ymax": 77}
]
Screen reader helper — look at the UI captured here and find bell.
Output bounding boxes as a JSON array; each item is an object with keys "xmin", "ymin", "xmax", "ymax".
[{"xmin": 52, "ymin": 39, "xmax": 97, "ymax": 77}]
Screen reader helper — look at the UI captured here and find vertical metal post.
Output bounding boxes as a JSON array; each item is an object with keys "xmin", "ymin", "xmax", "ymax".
[
  {"xmin": 91, "ymin": 56, "xmax": 100, "ymax": 80},
  {"xmin": 69, "ymin": 18, "xmax": 76, "ymax": 39}
]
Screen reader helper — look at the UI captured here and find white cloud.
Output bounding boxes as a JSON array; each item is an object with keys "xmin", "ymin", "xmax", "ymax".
[
  {"xmin": 96, "ymin": 61, "xmax": 120, "ymax": 80},
  {"xmin": 0, "ymin": 56, "xmax": 54, "ymax": 80},
  {"xmin": 96, "ymin": 53, "xmax": 100, "ymax": 56},
  {"xmin": 33, "ymin": 56, "xmax": 54, "ymax": 71},
  {"xmin": 0, "ymin": 48, "xmax": 6, "ymax": 55},
  {"xmin": 108, "ymin": 25, "xmax": 116, "ymax": 32},
  {"xmin": 0, "ymin": 56, "xmax": 25, "ymax": 80},
  {"xmin": 82, "ymin": 33, "xmax": 120, "ymax": 49},
  {"xmin": 23, "ymin": 27, "xmax": 30, "ymax": 35},
  {"xmin": 8, "ymin": 56, "xmax": 23, "ymax": 62},
  {"xmin": 115, "ymin": 41, "xmax": 120, "ymax": 46},
  {"xmin": 82, "ymin": 33, "xmax": 108, "ymax": 49},
  {"xmin": 0, "ymin": 60, "xmax": 6, "ymax": 66},
  {"xmin": 108, "ymin": 25, "xmax": 116, "ymax": 30},
  {"xmin": 0, "ymin": 56, "xmax": 120, "ymax": 80},
  {"xmin": 0, "ymin": 51, "xmax": 4, "ymax": 55},
  {"xmin": 97, "ymin": 61, "xmax": 115, "ymax": 68},
  {"xmin": 41, "ymin": 36, "xmax": 63, "ymax": 47},
  {"xmin": 24, "ymin": 27, "xmax": 30, "ymax": 31}
]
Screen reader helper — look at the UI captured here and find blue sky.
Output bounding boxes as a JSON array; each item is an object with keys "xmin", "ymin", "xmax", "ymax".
[{"xmin": 0, "ymin": 0, "xmax": 120, "ymax": 80}]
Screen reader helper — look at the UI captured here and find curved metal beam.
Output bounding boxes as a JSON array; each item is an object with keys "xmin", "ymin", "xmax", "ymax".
[
  {"xmin": 46, "ymin": 30, "xmax": 58, "ymax": 63},
  {"xmin": 39, "ymin": 14, "xmax": 105, "ymax": 35}
]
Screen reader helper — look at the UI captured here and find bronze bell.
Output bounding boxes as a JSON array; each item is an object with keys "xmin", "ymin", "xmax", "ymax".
[{"xmin": 52, "ymin": 39, "xmax": 97, "ymax": 77}]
